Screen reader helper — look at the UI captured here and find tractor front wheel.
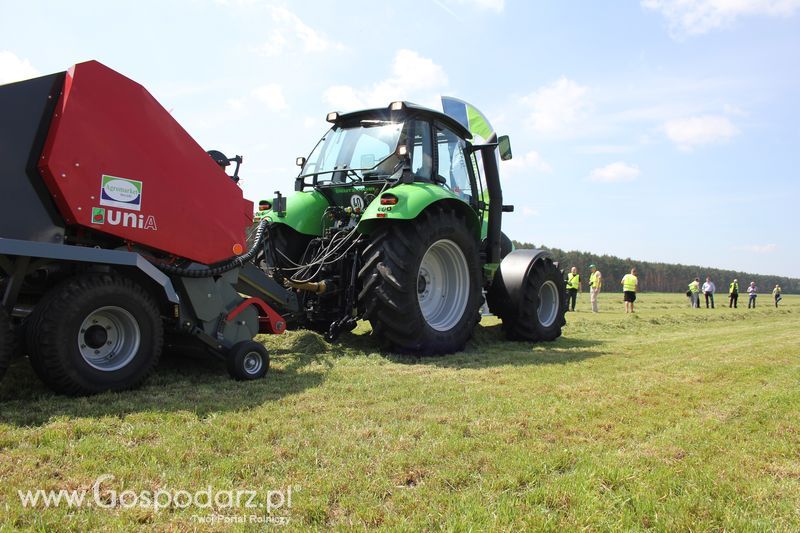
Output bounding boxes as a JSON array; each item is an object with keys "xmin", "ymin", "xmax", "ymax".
[
  {"xmin": 490, "ymin": 257, "xmax": 566, "ymax": 341},
  {"xmin": 358, "ymin": 206, "xmax": 482, "ymax": 354}
]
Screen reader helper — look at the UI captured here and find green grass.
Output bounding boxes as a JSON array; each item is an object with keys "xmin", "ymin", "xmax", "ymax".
[{"xmin": 1, "ymin": 292, "xmax": 798, "ymax": 530}]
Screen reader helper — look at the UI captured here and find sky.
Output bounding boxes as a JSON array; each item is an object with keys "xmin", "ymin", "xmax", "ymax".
[{"xmin": 2, "ymin": 0, "xmax": 799, "ymax": 276}]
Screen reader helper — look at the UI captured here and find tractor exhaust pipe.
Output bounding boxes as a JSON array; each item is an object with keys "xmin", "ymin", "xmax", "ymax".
[{"xmin": 472, "ymin": 140, "xmax": 504, "ymax": 265}]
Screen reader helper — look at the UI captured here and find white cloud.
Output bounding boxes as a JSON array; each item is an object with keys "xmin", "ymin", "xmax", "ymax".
[
  {"xmin": 252, "ymin": 83, "xmax": 288, "ymax": 111},
  {"xmin": 736, "ymin": 243, "xmax": 778, "ymax": 253},
  {"xmin": 503, "ymin": 150, "xmax": 552, "ymax": 174},
  {"xmin": 664, "ymin": 115, "xmax": 739, "ymax": 149},
  {"xmin": 588, "ymin": 162, "xmax": 641, "ymax": 183},
  {"xmin": 522, "ymin": 207, "xmax": 540, "ymax": 217},
  {"xmin": 723, "ymin": 103, "xmax": 747, "ymax": 116},
  {"xmin": 642, "ymin": 0, "xmax": 800, "ymax": 35},
  {"xmin": 258, "ymin": 6, "xmax": 345, "ymax": 56},
  {"xmin": 0, "ymin": 51, "xmax": 38, "ymax": 84},
  {"xmin": 226, "ymin": 97, "xmax": 245, "ymax": 111},
  {"xmin": 452, "ymin": 0, "xmax": 505, "ymax": 11},
  {"xmin": 323, "ymin": 49, "xmax": 448, "ymax": 111},
  {"xmin": 521, "ymin": 77, "xmax": 590, "ymax": 137}
]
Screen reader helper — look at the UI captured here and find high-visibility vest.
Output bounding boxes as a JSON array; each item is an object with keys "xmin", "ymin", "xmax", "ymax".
[
  {"xmin": 567, "ymin": 273, "xmax": 580, "ymax": 290},
  {"xmin": 622, "ymin": 274, "xmax": 637, "ymax": 292},
  {"xmin": 590, "ymin": 271, "xmax": 601, "ymax": 289},
  {"xmin": 689, "ymin": 281, "xmax": 700, "ymax": 293},
  {"xmin": 730, "ymin": 281, "xmax": 739, "ymax": 294}
]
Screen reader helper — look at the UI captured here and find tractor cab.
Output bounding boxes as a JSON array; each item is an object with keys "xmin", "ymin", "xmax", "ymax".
[{"xmin": 293, "ymin": 101, "xmax": 482, "ymax": 216}]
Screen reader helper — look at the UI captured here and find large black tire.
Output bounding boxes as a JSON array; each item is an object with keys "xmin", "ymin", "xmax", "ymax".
[
  {"xmin": 0, "ymin": 308, "xmax": 12, "ymax": 382},
  {"xmin": 358, "ymin": 206, "xmax": 482, "ymax": 355},
  {"xmin": 493, "ymin": 257, "xmax": 566, "ymax": 341},
  {"xmin": 26, "ymin": 274, "xmax": 163, "ymax": 395}
]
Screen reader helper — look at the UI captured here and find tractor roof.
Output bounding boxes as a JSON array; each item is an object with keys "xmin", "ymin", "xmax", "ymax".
[{"xmin": 334, "ymin": 101, "xmax": 472, "ymax": 140}]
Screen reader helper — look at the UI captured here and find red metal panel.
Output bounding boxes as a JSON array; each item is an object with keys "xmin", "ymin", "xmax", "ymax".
[{"xmin": 38, "ymin": 61, "xmax": 253, "ymax": 265}]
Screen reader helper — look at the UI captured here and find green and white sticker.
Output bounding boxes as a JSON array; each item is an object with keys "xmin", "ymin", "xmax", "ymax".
[{"xmin": 100, "ymin": 175, "xmax": 142, "ymax": 211}]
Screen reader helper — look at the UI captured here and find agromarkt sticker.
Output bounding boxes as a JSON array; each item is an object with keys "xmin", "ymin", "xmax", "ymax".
[{"xmin": 100, "ymin": 175, "xmax": 142, "ymax": 211}]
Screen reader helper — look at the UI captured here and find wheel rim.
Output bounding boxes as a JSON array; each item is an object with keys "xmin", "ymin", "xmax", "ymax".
[
  {"xmin": 243, "ymin": 351, "xmax": 264, "ymax": 375},
  {"xmin": 77, "ymin": 306, "xmax": 141, "ymax": 371},
  {"xmin": 417, "ymin": 239, "xmax": 470, "ymax": 332},
  {"xmin": 538, "ymin": 280, "xmax": 559, "ymax": 328}
]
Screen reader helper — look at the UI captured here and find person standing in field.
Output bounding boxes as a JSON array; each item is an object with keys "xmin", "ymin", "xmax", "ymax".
[
  {"xmin": 565, "ymin": 266, "xmax": 580, "ymax": 312},
  {"xmin": 729, "ymin": 278, "xmax": 739, "ymax": 308},
  {"xmin": 688, "ymin": 278, "xmax": 701, "ymax": 308},
  {"xmin": 773, "ymin": 284, "xmax": 782, "ymax": 307},
  {"xmin": 621, "ymin": 267, "xmax": 638, "ymax": 313},
  {"xmin": 747, "ymin": 281, "xmax": 758, "ymax": 308},
  {"xmin": 589, "ymin": 264, "xmax": 602, "ymax": 313},
  {"xmin": 702, "ymin": 276, "xmax": 716, "ymax": 308}
]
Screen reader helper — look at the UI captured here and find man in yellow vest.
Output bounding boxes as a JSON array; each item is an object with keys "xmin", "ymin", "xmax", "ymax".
[
  {"xmin": 621, "ymin": 267, "xmax": 638, "ymax": 313},
  {"xmin": 688, "ymin": 277, "xmax": 701, "ymax": 308},
  {"xmin": 565, "ymin": 266, "xmax": 580, "ymax": 312},
  {"xmin": 589, "ymin": 264, "xmax": 602, "ymax": 313},
  {"xmin": 729, "ymin": 278, "xmax": 739, "ymax": 308}
]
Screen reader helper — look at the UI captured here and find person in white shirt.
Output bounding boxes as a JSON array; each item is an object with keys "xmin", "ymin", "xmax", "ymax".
[
  {"xmin": 747, "ymin": 281, "xmax": 758, "ymax": 308},
  {"xmin": 702, "ymin": 277, "xmax": 715, "ymax": 309}
]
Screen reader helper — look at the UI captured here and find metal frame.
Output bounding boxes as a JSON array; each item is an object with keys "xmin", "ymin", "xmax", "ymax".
[{"xmin": 0, "ymin": 237, "xmax": 179, "ymax": 312}]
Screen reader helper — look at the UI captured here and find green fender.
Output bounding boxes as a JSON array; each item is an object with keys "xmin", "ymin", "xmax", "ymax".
[
  {"xmin": 262, "ymin": 190, "xmax": 328, "ymax": 236},
  {"xmin": 358, "ymin": 183, "xmax": 480, "ymax": 238}
]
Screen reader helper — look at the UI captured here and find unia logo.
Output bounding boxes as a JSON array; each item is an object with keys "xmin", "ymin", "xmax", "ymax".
[
  {"xmin": 100, "ymin": 175, "xmax": 142, "ymax": 211},
  {"xmin": 90, "ymin": 207, "xmax": 157, "ymax": 231}
]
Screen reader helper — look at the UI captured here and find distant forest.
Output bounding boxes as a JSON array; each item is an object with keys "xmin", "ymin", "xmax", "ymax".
[{"xmin": 512, "ymin": 241, "xmax": 799, "ymax": 294}]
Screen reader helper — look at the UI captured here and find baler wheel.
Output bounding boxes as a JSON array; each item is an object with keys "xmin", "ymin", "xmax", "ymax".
[
  {"xmin": 26, "ymin": 274, "xmax": 163, "ymax": 395},
  {"xmin": 226, "ymin": 340, "xmax": 270, "ymax": 381},
  {"xmin": 358, "ymin": 206, "xmax": 482, "ymax": 355},
  {"xmin": 0, "ymin": 308, "xmax": 12, "ymax": 382}
]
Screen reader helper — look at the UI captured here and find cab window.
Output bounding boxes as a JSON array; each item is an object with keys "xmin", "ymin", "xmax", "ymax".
[
  {"xmin": 436, "ymin": 125, "xmax": 472, "ymax": 202},
  {"xmin": 409, "ymin": 120, "xmax": 433, "ymax": 180}
]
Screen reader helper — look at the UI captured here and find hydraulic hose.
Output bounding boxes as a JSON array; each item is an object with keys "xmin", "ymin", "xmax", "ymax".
[{"xmin": 156, "ymin": 218, "xmax": 268, "ymax": 278}]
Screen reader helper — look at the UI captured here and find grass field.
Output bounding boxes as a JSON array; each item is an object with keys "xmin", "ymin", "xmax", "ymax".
[{"xmin": 1, "ymin": 292, "xmax": 798, "ymax": 530}]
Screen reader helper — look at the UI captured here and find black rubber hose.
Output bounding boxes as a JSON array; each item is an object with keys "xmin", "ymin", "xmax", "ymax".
[{"xmin": 156, "ymin": 219, "xmax": 268, "ymax": 278}]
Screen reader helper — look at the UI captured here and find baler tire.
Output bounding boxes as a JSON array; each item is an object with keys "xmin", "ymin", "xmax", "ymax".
[
  {"xmin": 357, "ymin": 206, "xmax": 482, "ymax": 355},
  {"xmin": 0, "ymin": 308, "xmax": 12, "ymax": 382},
  {"xmin": 501, "ymin": 259, "xmax": 566, "ymax": 342},
  {"xmin": 226, "ymin": 341, "xmax": 269, "ymax": 381},
  {"xmin": 27, "ymin": 274, "xmax": 163, "ymax": 395}
]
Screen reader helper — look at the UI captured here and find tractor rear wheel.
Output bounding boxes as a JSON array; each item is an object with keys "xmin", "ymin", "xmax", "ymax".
[
  {"xmin": 0, "ymin": 308, "xmax": 12, "ymax": 382},
  {"xmin": 27, "ymin": 274, "xmax": 163, "ymax": 395},
  {"xmin": 358, "ymin": 206, "xmax": 481, "ymax": 354}
]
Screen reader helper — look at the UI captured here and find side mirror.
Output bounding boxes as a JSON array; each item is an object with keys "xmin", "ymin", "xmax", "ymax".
[
  {"xmin": 295, "ymin": 156, "xmax": 306, "ymax": 167},
  {"xmin": 498, "ymin": 135, "xmax": 512, "ymax": 161}
]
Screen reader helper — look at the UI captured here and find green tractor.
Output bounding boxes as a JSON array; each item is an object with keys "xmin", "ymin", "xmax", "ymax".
[{"xmin": 260, "ymin": 98, "xmax": 566, "ymax": 354}]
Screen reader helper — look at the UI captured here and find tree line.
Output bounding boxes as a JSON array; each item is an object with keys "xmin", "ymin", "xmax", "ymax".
[{"xmin": 512, "ymin": 241, "xmax": 799, "ymax": 294}]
